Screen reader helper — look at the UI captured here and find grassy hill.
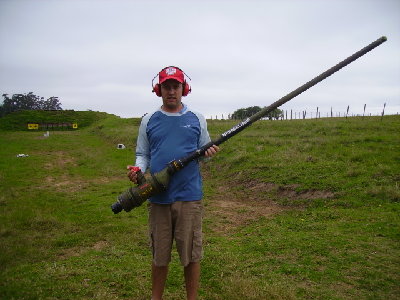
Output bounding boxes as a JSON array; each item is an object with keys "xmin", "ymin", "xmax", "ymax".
[
  {"xmin": 0, "ymin": 110, "xmax": 113, "ymax": 130},
  {"xmin": 0, "ymin": 111, "xmax": 399, "ymax": 299}
]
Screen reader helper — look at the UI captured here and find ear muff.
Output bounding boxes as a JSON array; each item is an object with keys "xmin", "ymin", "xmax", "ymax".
[
  {"xmin": 182, "ymin": 81, "xmax": 191, "ymax": 97},
  {"xmin": 152, "ymin": 84, "xmax": 162, "ymax": 97}
]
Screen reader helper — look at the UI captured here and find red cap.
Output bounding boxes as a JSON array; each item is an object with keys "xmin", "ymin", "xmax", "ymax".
[{"xmin": 159, "ymin": 67, "xmax": 184, "ymax": 84}]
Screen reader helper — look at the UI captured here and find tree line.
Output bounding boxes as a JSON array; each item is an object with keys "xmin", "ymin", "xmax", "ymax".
[
  {"xmin": 230, "ymin": 106, "xmax": 283, "ymax": 120},
  {"xmin": 0, "ymin": 93, "xmax": 63, "ymax": 117}
]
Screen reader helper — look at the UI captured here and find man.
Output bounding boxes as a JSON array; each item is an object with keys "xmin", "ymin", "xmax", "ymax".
[{"xmin": 127, "ymin": 66, "xmax": 219, "ymax": 300}]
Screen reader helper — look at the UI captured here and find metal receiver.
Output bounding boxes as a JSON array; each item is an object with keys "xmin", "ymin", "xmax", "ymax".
[{"xmin": 111, "ymin": 36, "xmax": 387, "ymax": 214}]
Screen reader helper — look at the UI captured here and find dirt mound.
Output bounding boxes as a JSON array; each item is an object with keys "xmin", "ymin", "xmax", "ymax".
[
  {"xmin": 276, "ymin": 184, "xmax": 335, "ymax": 200},
  {"xmin": 203, "ymin": 173, "xmax": 335, "ymax": 234}
]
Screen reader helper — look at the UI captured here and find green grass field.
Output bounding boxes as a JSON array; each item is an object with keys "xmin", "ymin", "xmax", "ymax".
[{"xmin": 0, "ymin": 111, "xmax": 399, "ymax": 299}]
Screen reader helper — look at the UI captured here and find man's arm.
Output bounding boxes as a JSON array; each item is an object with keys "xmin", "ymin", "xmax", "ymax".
[
  {"xmin": 128, "ymin": 115, "xmax": 151, "ymax": 183},
  {"xmin": 135, "ymin": 115, "xmax": 151, "ymax": 171}
]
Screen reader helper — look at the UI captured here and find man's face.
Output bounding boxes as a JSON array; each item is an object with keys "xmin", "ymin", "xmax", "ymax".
[{"xmin": 160, "ymin": 79, "xmax": 183, "ymax": 112}]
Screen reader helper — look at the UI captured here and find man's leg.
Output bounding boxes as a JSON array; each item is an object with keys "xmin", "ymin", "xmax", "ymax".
[
  {"xmin": 149, "ymin": 203, "xmax": 173, "ymax": 300},
  {"xmin": 184, "ymin": 262, "xmax": 200, "ymax": 300},
  {"xmin": 152, "ymin": 263, "xmax": 168, "ymax": 300},
  {"xmin": 174, "ymin": 201, "xmax": 203, "ymax": 300}
]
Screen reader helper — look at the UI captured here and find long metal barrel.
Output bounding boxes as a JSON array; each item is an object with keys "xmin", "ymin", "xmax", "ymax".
[{"xmin": 175, "ymin": 36, "xmax": 387, "ymax": 169}]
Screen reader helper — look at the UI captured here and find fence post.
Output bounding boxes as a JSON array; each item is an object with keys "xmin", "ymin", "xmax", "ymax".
[{"xmin": 381, "ymin": 103, "xmax": 386, "ymax": 121}]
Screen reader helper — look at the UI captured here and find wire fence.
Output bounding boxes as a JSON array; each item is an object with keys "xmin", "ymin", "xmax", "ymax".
[{"xmin": 209, "ymin": 103, "xmax": 398, "ymax": 121}]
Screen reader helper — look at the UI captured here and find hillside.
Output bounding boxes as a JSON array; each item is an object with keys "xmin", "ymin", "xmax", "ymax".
[
  {"xmin": 0, "ymin": 112, "xmax": 399, "ymax": 299},
  {"xmin": 0, "ymin": 110, "xmax": 113, "ymax": 130}
]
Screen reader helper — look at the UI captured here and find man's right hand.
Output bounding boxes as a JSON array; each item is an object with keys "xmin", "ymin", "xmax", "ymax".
[{"xmin": 127, "ymin": 165, "xmax": 139, "ymax": 184}]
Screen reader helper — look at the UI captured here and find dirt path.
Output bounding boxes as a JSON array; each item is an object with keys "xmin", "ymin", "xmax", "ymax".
[{"xmin": 202, "ymin": 169, "xmax": 334, "ymax": 234}]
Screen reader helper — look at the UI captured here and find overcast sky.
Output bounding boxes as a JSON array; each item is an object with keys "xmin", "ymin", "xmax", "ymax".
[{"xmin": 0, "ymin": 0, "xmax": 399, "ymax": 118}]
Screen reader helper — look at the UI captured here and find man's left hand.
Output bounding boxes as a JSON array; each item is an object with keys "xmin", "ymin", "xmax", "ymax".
[{"xmin": 204, "ymin": 145, "xmax": 220, "ymax": 158}]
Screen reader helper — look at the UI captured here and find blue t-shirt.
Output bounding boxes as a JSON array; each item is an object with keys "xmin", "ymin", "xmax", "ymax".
[{"xmin": 135, "ymin": 104, "xmax": 211, "ymax": 204}]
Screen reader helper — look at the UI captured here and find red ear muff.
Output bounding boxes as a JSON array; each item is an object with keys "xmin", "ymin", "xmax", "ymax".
[
  {"xmin": 182, "ymin": 81, "xmax": 191, "ymax": 97},
  {"xmin": 152, "ymin": 83, "xmax": 162, "ymax": 97}
]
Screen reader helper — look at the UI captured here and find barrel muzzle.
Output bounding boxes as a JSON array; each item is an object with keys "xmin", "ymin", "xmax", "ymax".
[
  {"xmin": 111, "ymin": 167, "xmax": 171, "ymax": 214},
  {"xmin": 111, "ymin": 202, "xmax": 123, "ymax": 214}
]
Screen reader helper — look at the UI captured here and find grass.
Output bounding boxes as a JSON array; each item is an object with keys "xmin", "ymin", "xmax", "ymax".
[
  {"xmin": 0, "ymin": 112, "xmax": 399, "ymax": 299},
  {"xmin": 0, "ymin": 110, "xmax": 111, "ymax": 130}
]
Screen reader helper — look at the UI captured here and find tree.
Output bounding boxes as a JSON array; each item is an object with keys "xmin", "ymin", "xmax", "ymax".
[
  {"xmin": 42, "ymin": 96, "xmax": 62, "ymax": 110},
  {"xmin": 231, "ymin": 106, "xmax": 283, "ymax": 120},
  {"xmin": 0, "ymin": 93, "xmax": 63, "ymax": 116},
  {"xmin": 1, "ymin": 94, "xmax": 15, "ymax": 116},
  {"xmin": 266, "ymin": 108, "xmax": 283, "ymax": 120},
  {"xmin": 231, "ymin": 106, "xmax": 262, "ymax": 119},
  {"xmin": 0, "ymin": 94, "xmax": 9, "ymax": 116}
]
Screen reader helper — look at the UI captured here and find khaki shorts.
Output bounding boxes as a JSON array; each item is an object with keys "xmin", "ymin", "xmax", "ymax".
[{"xmin": 148, "ymin": 200, "xmax": 203, "ymax": 267}]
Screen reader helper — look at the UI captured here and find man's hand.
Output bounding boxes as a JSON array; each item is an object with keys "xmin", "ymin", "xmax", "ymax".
[
  {"xmin": 127, "ymin": 165, "xmax": 139, "ymax": 184},
  {"xmin": 204, "ymin": 145, "xmax": 220, "ymax": 158}
]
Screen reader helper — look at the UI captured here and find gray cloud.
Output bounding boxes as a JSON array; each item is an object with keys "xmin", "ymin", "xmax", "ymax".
[{"xmin": 1, "ymin": 0, "xmax": 399, "ymax": 118}]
